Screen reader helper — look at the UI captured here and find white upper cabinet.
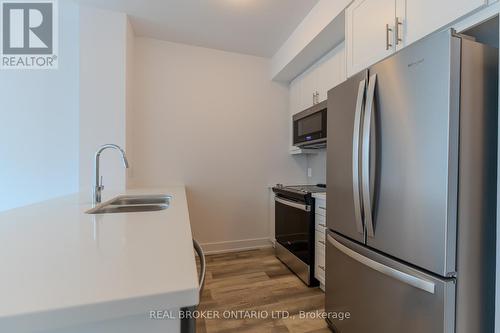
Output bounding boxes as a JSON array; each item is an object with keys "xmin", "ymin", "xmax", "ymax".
[
  {"xmin": 347, "ymin": 0, "xmax": 488, "ymax": 76},
  {"xmin": 346, "ymin": 0, "xmax": 397, "ymax": 76},
  {"xmin": 293, "ymin": 42, "xmax": 347, "ymax": 114},
  {"xmin": 316, "ymin": 42, "xmax": 347, "ymax": 103},
  {"xmin": 289, "ymin": 79, "xmax": 301, "ymax": 150},
  {"xmin": 401, "ymin": 0, "xmax": 486, "ymax": 47},
  {"xmin": 289, "ymin": 78, "xmax": 301, "ymax": 117},
  {"xmin": 299, "ymin": 65, "xmax": 319, "ymax": 111}
]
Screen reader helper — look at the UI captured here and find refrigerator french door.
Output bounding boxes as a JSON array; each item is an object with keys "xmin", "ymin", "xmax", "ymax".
[{"xmin": 326, "ymin": 29, "xmax": 497, "ymax": 333}]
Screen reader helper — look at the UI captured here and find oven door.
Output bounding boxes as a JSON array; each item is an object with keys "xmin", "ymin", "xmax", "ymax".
[{"xmin": 274, "ymin": 196, "xmax": 312, "ymax": 265}]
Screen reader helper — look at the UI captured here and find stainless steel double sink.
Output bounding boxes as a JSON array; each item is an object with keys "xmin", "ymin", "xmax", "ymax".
[{"xmin": 86, "ymin": 194, "xmax": 171, "ymax": 214}]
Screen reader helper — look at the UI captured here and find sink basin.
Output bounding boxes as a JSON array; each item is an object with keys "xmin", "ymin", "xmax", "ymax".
[
  {"xmin": 86, "ymin": 195, "xmax": 171, "ymax": 215},
  {"xmin": 88, "ymin": 204, "xmax": 167, "ymax": 214},
  {"xmin": 108, "ymin": 195, "xmax": 170, "ymax": 206}
]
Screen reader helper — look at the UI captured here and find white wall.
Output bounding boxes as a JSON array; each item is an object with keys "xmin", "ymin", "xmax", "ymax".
[
  {"xmin": 79, "ymin": 6, "xmax": 128, "ymax": 201},
  {"xmin": 129, "ymin": 38, "xmax": 307, "ymax": 252},
  {"xmin": 0, "ymin": 1, "xmax": 79, "ymax": 212},
  {"xmin": 125, "ymin": 19, "xmax": 135, "ymax": 188}
]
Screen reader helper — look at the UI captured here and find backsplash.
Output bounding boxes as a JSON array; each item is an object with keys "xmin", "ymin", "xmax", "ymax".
[{"xmin": 307, "ymin": 149, "xmax": 327, "ymax": 185}]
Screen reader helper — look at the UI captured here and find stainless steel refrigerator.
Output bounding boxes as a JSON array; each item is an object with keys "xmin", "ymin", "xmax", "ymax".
[{"xmin": 325, "ymin": 29, "xmax": 498, "ymax": 333}]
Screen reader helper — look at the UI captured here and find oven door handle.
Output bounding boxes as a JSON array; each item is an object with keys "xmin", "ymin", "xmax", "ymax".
[{"xmin": 275, "ymin": 197, "xmax": 311, "ymax": 212}]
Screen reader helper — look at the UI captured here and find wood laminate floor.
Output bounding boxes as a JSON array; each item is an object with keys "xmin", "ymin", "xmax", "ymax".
[{"xmin": 196, "ymin": 248, "xmax": 331, "ymax": 333}]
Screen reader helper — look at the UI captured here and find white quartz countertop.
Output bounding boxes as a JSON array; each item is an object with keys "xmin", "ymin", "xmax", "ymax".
[
  {"xmin": 312, "ymin": 192, "xmax": 326, "ymax": 200},
  {"xmin": 0, "ymin": 187, "xmax": 199, "ymax": 333}
]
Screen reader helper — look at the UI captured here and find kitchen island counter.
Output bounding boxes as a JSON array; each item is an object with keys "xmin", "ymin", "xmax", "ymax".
[{"xmin": 0, "ymin": 187, "xmax": 198, "ymax": 333}]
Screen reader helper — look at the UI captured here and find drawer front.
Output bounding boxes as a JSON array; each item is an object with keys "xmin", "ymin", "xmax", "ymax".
[
  {"xmin": 315, "ymin": 214, "xmax": 327, "ymax": 232},
  {"xmin": 316, "ymin": 230, "xmax": 326, "ymax": 246},
  {"xmin": 315, "ymin": 199, "xmax": 327, "ymax": 217},
  {"xmin": 315, "ymin": 230, "xmax": 326, "ymax": 283},
  {"xmin": 315, "ymin": 245, "xmax": 326, "ymax": 282}
]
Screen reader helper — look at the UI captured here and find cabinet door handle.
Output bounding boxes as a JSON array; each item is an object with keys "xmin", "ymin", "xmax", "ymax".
[
  {"xmin": 312, "ymin": 91, "xmax": 319, "ymax": 105},
  {"xmin": 395, "ymin": 17, "xmax": 403, "ymax": 45},
  {"xmin": 385, "ymin": 24, "xmax": 393, "ymax": 50}
]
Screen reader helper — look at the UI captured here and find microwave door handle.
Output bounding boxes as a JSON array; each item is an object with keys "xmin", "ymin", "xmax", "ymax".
[
  {"xmin": 352, "ymin": 79, "xmax": 366, "ymax": 235},
  {"xmin": 275, "ymin": 197, "xmax": 311, "ymax": 212},
  {"xmin": 362, "ymin": 74, "xmax": 377, "ymax": 238}
]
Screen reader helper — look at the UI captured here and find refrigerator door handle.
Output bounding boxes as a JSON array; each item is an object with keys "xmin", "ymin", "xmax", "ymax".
[
  {"xmin": 327, "ymin": 234, "xmax": 436, "ymax": 294},
  {"xmin": 362, "ymin": 74, "xmax": 377, "ymax": 238},
  {"xmin": 352, "ymin": 79, "xmax": 366, "ymax": 234}
]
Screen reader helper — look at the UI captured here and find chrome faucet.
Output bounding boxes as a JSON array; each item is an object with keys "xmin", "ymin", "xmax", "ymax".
[{"xmin": 93, "ymin": 144, "xmax": 129, "ymax": 205}]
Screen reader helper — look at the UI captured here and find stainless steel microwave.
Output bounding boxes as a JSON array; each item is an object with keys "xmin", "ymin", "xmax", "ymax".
[{"xmin": 293, "ymin": 100, "xmax": 327, "ymax": 148}]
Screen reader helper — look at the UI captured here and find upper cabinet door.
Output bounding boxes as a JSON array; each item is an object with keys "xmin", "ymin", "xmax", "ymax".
[
  {"xmin": 289, "ymin": 78, "xmax": 301, "ymax": 148},
  {"xmin": 299, "ymin": 64, "xmax": 319, "ymax": 111},
  {"xmin": 316, "ymin": 42, "xmax": 347, "ymax": 103},
  {"xmin": 401, "ymin": 0, "xmax": 486, "ymax": 47},
  {"xmin": 346, "ymin": 0, "xmax": 397, "ymax": 77},
  {"xmin": 289, "ymin": 78, "xmax": 301, "ymax": 116}
]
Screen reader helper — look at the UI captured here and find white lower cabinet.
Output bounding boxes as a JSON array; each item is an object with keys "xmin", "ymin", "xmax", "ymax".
[
  {"xmin": 315, "ymin": 234, "xmax": 326, "ymax": 289},
  {"xmin": 314, "ymin": 196, "xmax": 327, "ymax": 291},
  {"xmin": 315, "ymin": 200, "xmax": 327, "ymax": 218}
]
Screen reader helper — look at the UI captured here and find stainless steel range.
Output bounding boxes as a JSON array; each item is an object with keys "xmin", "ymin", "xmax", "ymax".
[{"xmin": 272, "ymin": 184, "xmax": 326, "ymax": 286}]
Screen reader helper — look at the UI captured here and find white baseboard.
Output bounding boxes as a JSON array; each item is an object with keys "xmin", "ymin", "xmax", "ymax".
[{"xmin": 200, "ymin": 238, "xmax": 273, "ymax": 255}]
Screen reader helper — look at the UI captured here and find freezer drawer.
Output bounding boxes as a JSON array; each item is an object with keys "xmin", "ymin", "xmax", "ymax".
[{"xmin": 325, "ymin": 231, "xmax": 455, "ymax": 333}]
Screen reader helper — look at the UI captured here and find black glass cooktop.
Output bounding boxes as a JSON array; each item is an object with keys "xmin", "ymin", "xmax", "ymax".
[
  {"xmin": 282, "ymin": 184, "xmax": 326, "ymax": 194},
  {"xmin": 272, "ymin": 184, "xmax": 326, "ymax": 200}
]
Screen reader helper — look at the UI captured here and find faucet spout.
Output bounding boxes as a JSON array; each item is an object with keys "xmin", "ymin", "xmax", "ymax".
[{"xmin": 93, "ymin": 144, "xmax": 129, "ymax": 205}]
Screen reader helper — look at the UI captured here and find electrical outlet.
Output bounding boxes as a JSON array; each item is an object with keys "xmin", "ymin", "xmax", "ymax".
[{"xmin": 307, "ymin": 168, "xmax": 312, "ymax": 178}]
